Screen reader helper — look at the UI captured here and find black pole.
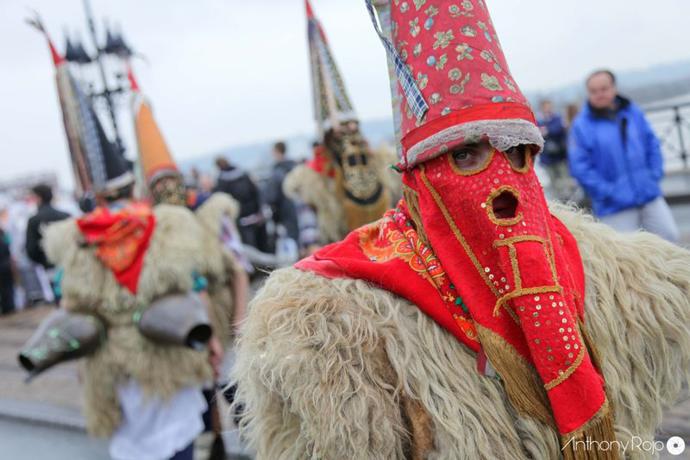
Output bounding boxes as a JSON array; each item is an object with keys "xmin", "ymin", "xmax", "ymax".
[
  {"xmin": 674, "ymin": 106, "xmax": 688, "ymax": 169},
  {"xmin": 82, "ymin": 0, "xmax": 125, "ymax": 156}
]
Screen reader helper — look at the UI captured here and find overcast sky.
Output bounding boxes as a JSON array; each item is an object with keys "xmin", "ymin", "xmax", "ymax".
[{"xmin": 2, "ymin": 0, "xmax": 690, "ymax": 189}]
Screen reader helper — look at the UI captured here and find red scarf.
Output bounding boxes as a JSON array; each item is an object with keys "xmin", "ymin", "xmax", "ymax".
[
  {"xmin": 298, "ymin": 202, "xmax": 480, "ymax": 349},
  {"xmin": 77, "ymin": 202, "xmax": 155, "ymax": 294}
]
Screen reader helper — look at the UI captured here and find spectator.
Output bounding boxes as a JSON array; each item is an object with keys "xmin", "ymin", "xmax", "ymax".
[
  {"xmin": 213, "ymin": 156, "xmax": 269, "ymax": 252},
  {"xmin": 264, "ymin": 141, "xmax": 299, "ymax": 242},
  {"xmin": 0, "ymin": 227, "xmax": 15, "ymax": 315},
  {"xmin": 25, "ymin": 184, "xmax": 70, "ymax": 268},
  {"xmin": 537, "ymin": 99, "xmax": 570, "ymax": 201},
  {"xmin": 569, "ymin": 69, "xmax": 679, "ymax": 242},
  {"xmin": 565, "ymin": 103, "xmax": 580, "ymax": 128}
]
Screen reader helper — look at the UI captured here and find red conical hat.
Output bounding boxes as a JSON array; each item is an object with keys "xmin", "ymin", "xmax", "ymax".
[{"xmin": 368, "ymin": 0, "xmax": 543, "ymax": 168}]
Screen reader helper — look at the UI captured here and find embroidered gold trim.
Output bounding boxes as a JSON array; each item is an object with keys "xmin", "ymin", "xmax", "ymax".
[
  {"xmin": 543, "ymin": 220, "xmax": 560, "ymax": 284},
  {"xmin": 419, "ymin": 166, "xmax": 500, "ymax": 298},
  {"xmin": 493, "ymin": 235, "xmax": 546, "ymax": 247},
  {"xmin": 485, "ymin": 185, "xmax": 524, "ymax": 226},
  {"xmin": 494, "ymin": 233, "xmax": 561, "ymax": 302},
  {"xmin": 493, "ymin": 285, "xmax": 563, "ymax": 316},
  {"xmin": 544, "ymin": 347, "xmax": 586, "ymax": 391},
  {"xmin": 508, "ymin": 244, "xmax": 521, "ymax": 290}
]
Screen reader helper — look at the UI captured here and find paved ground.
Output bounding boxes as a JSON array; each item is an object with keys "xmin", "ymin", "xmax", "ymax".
[
  {"xmin": 0, "ymin": 204, "xmax": 689, "ymax": 459},
  {"xmin": 0, "ymin": 305, "xmax": 252, "ymax": 459},
  {"xmin": 0, "ymin": 417, "xmax": 109, "ymax": 460}
]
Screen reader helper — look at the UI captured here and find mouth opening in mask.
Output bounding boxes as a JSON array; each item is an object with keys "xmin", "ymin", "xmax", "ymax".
[{"xmin": 490, "ymin": 189, "xmax": 519, "ymax": 220}]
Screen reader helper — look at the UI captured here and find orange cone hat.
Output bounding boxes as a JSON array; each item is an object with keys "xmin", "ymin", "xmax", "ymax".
[{"xmin": 128, "ymin": 66, "xmax": 179, "ymax": 186}]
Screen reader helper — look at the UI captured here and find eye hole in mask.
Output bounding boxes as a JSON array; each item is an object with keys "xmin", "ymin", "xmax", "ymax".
[
  {"xmin": 504, "ymin": 144, "xmax": 532, "ymax": 172},
  {"xmin": 449, "ymin": 142, "xmax": 494, "ymax": 175},
  {"xmin": 450, "ymin": 142, "xmax": 533, "ymax": 175}
]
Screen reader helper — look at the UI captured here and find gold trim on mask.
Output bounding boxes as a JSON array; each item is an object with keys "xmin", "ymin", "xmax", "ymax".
[
  {"xmin": 544, "ymin": 224, "xmax": 561, "ymax": 286},
  {"xmin": 492, "ymin": 235, "xmax": 563, "ymax": 317},
  {"xmin": 493, "ymin": 285, "xmax": 564, "ymax": 317},
  {"xmin": 447, "ymin": 148, "xmax": 496, "ymax": 176},
  {"xmin": 485, "ymin": 186, "xmax": 524, "ymax": 226},
  {"xmin": 419, "ymin": 165, "xmax": 503, "ymax": 298},
  {"xmin": 493, "ymin": 235, "xmax": 547, "ymax": 247},
  {"xmin": 544, "ymin": 347, "xmax": 586, "ymax": 391}
]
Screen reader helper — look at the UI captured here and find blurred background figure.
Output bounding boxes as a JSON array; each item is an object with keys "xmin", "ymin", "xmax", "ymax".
[
  {"xmin": 292, "ymin": 143, "xmax": 322, "ymax": 256},
  {"xmin": 264, "ymin": 141, "xmax": 299, "ymax": 244},
  {"xmin": 537, "ymin": 99, "xmax": 575, "ymax": 202},
  {"xmin": 25, "ymin": 184, "xmax": 70, "ymax": 269},
  {"xmin": 569, "ymin": 69, "xmax": 680, "ymax": 242},
  {"xmin": 565, "ymin": 103, "xmax": 581, "ymax": 128},
  {"xmin": 213, "ymin": 156, "xmax": 270, "ymax": 253},
  {"xmin": 0, "ymin": 222, "xmax": 16, "ymax": 315},
  {"xmin": 25, "ymin": 184, "xmax": 70, "ymax": 306}
]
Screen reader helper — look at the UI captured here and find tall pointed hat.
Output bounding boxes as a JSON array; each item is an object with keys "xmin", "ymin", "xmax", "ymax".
[
  {"xmin": 306, "ymin": 0, "xmax": 357, "ymax": 137},
  {"xmin": 28, "ymin": 14, "xmax": 132, "ymax": 195},
  {"xmin": 128, "ymin": 66, "xmax": 188, "ymax": 205},
  {"xmin": 28, "ymin": 15, "xmax": 90, "ymax": 194},
  {"xmin": 366, "ymin": 0, "xmax": 543, "ymax": 169},
  {"xmin": 127, "ymin": 66, "xmax": 179, "ymax": 187}
]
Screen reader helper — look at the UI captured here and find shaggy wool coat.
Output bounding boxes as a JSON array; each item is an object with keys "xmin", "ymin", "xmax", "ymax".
[
  {"xmin": 233, "ymin": 207, "xmax": 690, "ymax": 460},
  {"xmin": 194, "ymin": 192, "xmax": 243, "ymax": 346},
  {"xmin": 44, "ymin": 204, "xmax": 216, "ymax": 437}
]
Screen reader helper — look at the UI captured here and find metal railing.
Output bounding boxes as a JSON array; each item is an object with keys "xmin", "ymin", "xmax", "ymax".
[{"xmin": 645, "ymin": 101, "xmax": 690, "ymax": 171}]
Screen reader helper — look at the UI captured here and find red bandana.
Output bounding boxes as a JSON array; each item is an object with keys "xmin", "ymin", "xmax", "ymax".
[
  {"xmin": 306, "ymin": 145, "xmax": 335, "ymax": 178},
  {"xmin": 77, "ymin": 202, "xmax": 155, "ymax": 294},
  {"xmin": 298, "ymin": 201, "xmax": 480, "ymax": 348}
]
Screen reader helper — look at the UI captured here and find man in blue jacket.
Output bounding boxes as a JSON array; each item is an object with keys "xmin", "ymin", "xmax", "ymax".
[{"xmin": 569, "ymin": 69, "xmax": 679, "ymax": 242}]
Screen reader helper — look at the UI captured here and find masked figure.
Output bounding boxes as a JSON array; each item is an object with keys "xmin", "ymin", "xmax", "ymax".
[
  {"xmin": 283, "ymin": 0, "xmax": 394, "ymax": 246},
  {"xmin": 232, "ymin": 1, "xmax": 690, "ymax": 459},
  {"xmin": 129, "ymin": 66, "xmax": 248, "ymax": 347},
  {"xmin": 19, "ymin": 33, "xmax": 226, "ymax": 459}
]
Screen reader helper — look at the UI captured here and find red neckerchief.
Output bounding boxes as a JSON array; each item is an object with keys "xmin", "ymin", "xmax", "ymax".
[
  {"xmin": 306, "ymin": 146, "xmax": 335, "ymax": 178},
  {"xmin": 77, "ymin": 202, "xmax": 155, "ymax": 294},
  {"xmin": 298, "ymin": 202, "xmax": 479, "ymax": 349}
]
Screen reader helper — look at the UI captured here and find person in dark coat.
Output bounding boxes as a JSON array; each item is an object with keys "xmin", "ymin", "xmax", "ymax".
[
  {"xmin": 0, "ymin": 227, "xmax": 15, "ymax": 315},
  {"xmin": 569, "ymin": 69, "xmax": 679, "ymax": 242},
  {"xmin": 264, "ymin": 141, "xmax": 299, "ymax": 243},
  {"xmin": 25, "ymin": 184, "xmax": 70, "ymax": 269},
  {"xmin": 213, "ymin": 157, "xmax": 269, "ymax": 252},
  {"xmin": 537, "ymin": 100, "xmax": 575, "ymax": 201}
]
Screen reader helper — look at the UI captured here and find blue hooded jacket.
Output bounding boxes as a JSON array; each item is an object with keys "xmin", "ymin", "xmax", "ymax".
[{"xmin": 568, "ymin": 96, "xmax": 664, "ymax": 217}]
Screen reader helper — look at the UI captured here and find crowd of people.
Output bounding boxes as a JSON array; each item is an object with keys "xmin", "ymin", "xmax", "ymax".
[
  {"xmin": 3, "ymin": 1, "xmax": 688, "ymax": 460},
  {"xmin": 2, "ymin": 70, "xmax": 681, "ymax": 317},
  {"xmin": 0, "ymin": 184, "xmax": 73, "ymax": 315}
]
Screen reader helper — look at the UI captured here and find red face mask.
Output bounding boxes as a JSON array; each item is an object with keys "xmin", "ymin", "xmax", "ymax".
[{"xmin": 403, "ymin": 143, "xmax": 607, "ymax": 435}]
